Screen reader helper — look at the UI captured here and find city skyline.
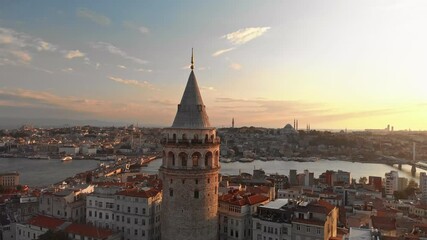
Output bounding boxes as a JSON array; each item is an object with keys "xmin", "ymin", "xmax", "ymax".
[{"xmin": 1, "ymin": 1, "xmax": 427, "ymax": 130}]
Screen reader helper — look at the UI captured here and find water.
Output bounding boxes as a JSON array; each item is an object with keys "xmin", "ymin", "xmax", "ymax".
[
  {"xmin": 141, "ymin": 159, "xmax": 422, "ymax": 183},
  {"xmin": 1, "ymin": 158, "xmax": 422, "ymax": 187},
  {"xmin": 0, "ymin": 158, "xmax": 99, "ymax": 186}
]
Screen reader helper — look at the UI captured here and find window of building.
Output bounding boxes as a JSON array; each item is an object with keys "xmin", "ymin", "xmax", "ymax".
[
  {"xmin": 127, "ymin": 218, "xmax": 130, "ymax": 224},
  {"xmin": 134, "ymin": 229, "xmax": 138, "ymax": 236},
  {"xmin": 296, "ymin": 224, "xmax": 300, "ymax": 231},
  {"xmin": 194, "ymin": 190, "xmax": 199, "ymax": 199},
  {"xmin": 127, "ymin": 207, "xmax": 131, "ymax": 213},
  {"xmin": 135, "ymin": 207, "xmax": 138, "ymax": 214},
  {"xmin": 135, "ymin": 218, "xmax": 138, "ymax": 224},
  {"xmin": 105, "ymin": 214, "xmax": 109, "ymax": 220},
  {"xmin": 88, "ymin": 211, "xmax": 92, "ymax": 217},
  {"xmin": 195, "ymin": 179, "xmax": 198, "ymax": 184},
  {"xmin": 99, "ymin": 212, "xmax": 102, "ymax": 219},
  {"xmin": 282, "ymin": 227, "xmax": 288, "ymax": 235},
  {"xmin": 143, "ymin": 208, "xmax": 146, "ymax": 214},
  {"xmin": 170, "ymin": 189, "xmax": 173, "ymax": 197},
  {"xmin": 256, "ymin": 223, "xmax": 261, "ymax": 230},
  {"xmin": 306, "ymin": 226, "xmax": 310, "ymax": 233}
]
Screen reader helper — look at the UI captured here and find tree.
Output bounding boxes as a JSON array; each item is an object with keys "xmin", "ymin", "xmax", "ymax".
[{"xmin": 359, "ymin": 177, "xmax": 368, "ymax": 185}]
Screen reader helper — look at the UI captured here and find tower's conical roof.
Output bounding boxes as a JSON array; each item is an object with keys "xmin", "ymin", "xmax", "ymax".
[{"xmin": 171, "ymin": 52, "xmax": 211, "ymax": 129}]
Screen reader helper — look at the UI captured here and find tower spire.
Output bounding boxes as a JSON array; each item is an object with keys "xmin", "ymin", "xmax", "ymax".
[{"xmin": 190, "ymin": 48, "xmax": 194, "ymax": 70}]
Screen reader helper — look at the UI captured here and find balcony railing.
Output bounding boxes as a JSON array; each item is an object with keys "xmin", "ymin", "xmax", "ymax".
[{"xmin": 161, "ymin": 137, "xmax": 221, "ymax": 145}]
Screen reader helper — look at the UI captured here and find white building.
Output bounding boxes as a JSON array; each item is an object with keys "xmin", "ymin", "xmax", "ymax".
[
  {"xmin": 114, "ymin": 188, "xmax": 162, "ymax": 240},
  {"xmin": 252, "ymin": 199, "xmax": 295, "ymax": 240},
  {"xmin": 15, "ymin": 215, "xmax": 65, "ymax": 240},
  {"xmin": 385, "ymin": 171, "xmax": 399, "ymax": 198},
  {"xmin": 15, "ymin": 215, "xmax": 119, "ymax": 240},
  {"xmin": 58, "ymin": 145, "xmax": 80, "ymax": 156},
  {"xmin": 218, "ymin": 191, "xmax": 269, "ymax": 240},
  {"xmin": 86, "ymin": 186, "xmax": 121, "ymax": 229},
  {"xmin": 39, "ymin": 185, "xmax": 94, "ymax": 222}
]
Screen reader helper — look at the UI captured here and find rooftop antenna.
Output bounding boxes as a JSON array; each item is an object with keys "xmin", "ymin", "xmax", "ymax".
[{"xmin": 190, "ymin": 48, "xmax": 194, "ymax": 70}]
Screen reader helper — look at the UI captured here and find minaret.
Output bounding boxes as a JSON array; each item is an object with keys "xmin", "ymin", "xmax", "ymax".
[
  {"xmin": 160, "ymin": 50, "xmax": 220, "ymax": 240},
  {"xmin": 232, "ymin": 117, "xmax": 235, "ymax": 128}
]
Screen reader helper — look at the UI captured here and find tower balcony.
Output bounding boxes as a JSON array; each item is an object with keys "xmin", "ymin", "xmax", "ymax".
[{"xmin": 161, "ymin": 137, "xmax": 220, "ymax": 146}]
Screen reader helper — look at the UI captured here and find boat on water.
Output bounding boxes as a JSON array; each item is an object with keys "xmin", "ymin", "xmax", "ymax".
[
  {"xmin": 238, "ymin": 158, "xmax": 254, "ymax": 163},
  {"xmin": 61, "ymin": 156, "xmax": 73, "ymax": 162},
  {"xmin": 28, "ymin": 155, "xmax": 50, "ymax": 160},
  {"xmin": 220, "ymin": 157, "xmax": 232, "ymax": 163}
]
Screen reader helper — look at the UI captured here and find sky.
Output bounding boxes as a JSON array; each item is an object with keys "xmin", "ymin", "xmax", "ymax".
[{"xmin": 0, "ymin": 0, "xmax": 426, "ymax": 130}]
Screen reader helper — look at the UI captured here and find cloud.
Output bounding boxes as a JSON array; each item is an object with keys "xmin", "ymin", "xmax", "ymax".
[
  {"xmin": 135, "ymin": 68, "xmax": 152, "ymax": 73},
  {"xmin": 0, "ymin": 27, "xmax": 57, "ymax": 52},
  {"xmin": 91, "ymin": 41, "xmax": 146, "ymax": 64},
  {"xmin": 61, "ymin": 67, "xmax": 73, "ymax": 72},
  {"xmin": 212, "ymin": 47, "xmax": 235, "ymax": 57},
  {"xmin": 35, "ymin": 40, "xmax": 56, "ymax": 52},
  {"xmin": 201, "ymin": 86, "xmax": 216, "ymax": 91},
  {"xmin": 11, "ymin": 50, "xmax": 32, "ymax": 63},
  {"xmin": 64, "ymin": 50, "xmax": 86, "ymax": 59},
  {"xmin": 138, "ymin": 26, "xmax": 150, "ymax": 34},
  {"xmin": 148, "ymin": 99, "xmax": 175, "ymax": 106},
  {"xmin": 76, "ymin": 8, "xmax": 111, "ymax": 26},
  {"xmin": 229, "ymin": 63, "xmax": 242, "ymax": 70},
  {"xmin": 0, "ymin": 87, "xmax": 177, "ymax": 125},
  {"xmin": 117, "ymin": 65, "xmax": 127, "ymax": 69},
  {"xmin": 123, "ymin": 21, "xmax": 150, "ymax": 34},
  {"xmin": 108, "ymin": 76, "xmax": 153, "ymax": 89},
  {"xmin": 223, "ymin": 27, "xmax": 271, "ymax": 45}
]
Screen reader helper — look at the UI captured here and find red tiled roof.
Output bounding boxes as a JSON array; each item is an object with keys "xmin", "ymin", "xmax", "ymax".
[
  {"xmin": 371, "ymin": 216, "xmax": 396, "ymax": 231},
  {"xmin": 116, "ymin": 187, "xmax": 160, "ymax": 198},
  {"xmin": 218, "ymin": 192, "xmax": 269, "ymax": 206},
  {"xmin": 28, "ymin": 215, "xmax": 66, "ymax": 230},
  {"xmin": 95, "ymin": 182, "xmax": 133, "ymax": 187},
  {"xmin": 65, "ymin": 223, "xmax": 114, "ymax": 239}
]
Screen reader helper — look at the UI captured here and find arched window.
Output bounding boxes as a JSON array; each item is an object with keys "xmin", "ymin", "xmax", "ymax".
[
  {"xmin": 205, "ymin": 151, "xmax": 213, "ymax": 168},
  {"xmin": 205, "ymin": 134, "xmax": 208, "ymax": 142},
  {"xmin": 172, "ymin": 134, "xmax": 176, "ymax": 141},
  {"xmin": 179, "ymin": 152, "xmax": 188, "ymax": 167},
  {"xmin": 214, "ymin": 151, "xmax": 219, "ymax": 167},
  {"xmin": 192, "ymin": 152, "xmax": 201, "ymax": 167},
  {"xmin": 168, "ymin": 152, "xmax": 175, "ymax": 167}
]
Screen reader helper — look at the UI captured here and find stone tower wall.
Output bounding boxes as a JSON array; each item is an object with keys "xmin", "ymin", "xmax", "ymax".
[{"xmin": 160, "ymin": 128, "xmax": 220, "ymax": 240}]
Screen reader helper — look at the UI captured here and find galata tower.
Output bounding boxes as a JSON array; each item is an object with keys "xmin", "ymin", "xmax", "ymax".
[{"xmin": 159, "ymin": 50, "xmax": 220, "ymax": 240}]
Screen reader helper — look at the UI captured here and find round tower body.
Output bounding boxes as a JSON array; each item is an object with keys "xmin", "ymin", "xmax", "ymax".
[{"xmin": 160, "ymin": 128, "xmax": 220, "ymax": 240}]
